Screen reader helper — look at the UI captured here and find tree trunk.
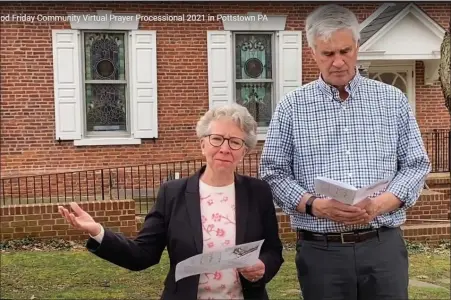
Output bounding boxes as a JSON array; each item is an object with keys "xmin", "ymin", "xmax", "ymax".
[
  {"xmin": 439, "ymin": 30, "xmax": 450, "ymax": 116},
  {"xmin": 438, "ymin": 22, "xmax": 450, "ymax": 200}
]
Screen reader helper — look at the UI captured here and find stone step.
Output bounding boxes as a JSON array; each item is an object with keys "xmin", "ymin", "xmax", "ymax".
[
  {"xmin": 426, "ymin": 173, "xmax": 450, "ymax": 189},
  {"xmin": 401, "ymin": 222, "xmax": 450, "ymax": 245}
]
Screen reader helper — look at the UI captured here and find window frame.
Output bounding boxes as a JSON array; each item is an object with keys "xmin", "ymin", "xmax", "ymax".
[
  {"xmin": 80, "ymin": 29, "xmax": 131, "ymax": 138},
  {"xmin": 232, "ymin": 31, "xmax": 277, "ymax": 133}
]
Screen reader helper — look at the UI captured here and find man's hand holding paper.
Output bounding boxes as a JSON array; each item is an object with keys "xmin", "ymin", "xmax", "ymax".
[
  {"xmin": 352, "ymin": 197, "xmax": 381, "ymax": 223},
  {"xmin": 314, "ymin": 176, "xmax": 392, "ymax": 205},
  {"xmin": 310, "ymin": 197, "xmax": 369, "ymax": 225},
  {"xmin": 311, "ymin": 176, "xmax": 395, "ymax": 225},
  {"xmin": 354, "ymin": 191, "xmax": 405, "ymax": 224}
]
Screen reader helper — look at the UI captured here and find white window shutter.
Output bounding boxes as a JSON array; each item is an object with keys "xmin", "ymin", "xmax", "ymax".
[
  {"xmin": 207, "ymin": 31, "xmax": 233, "ymax": 109},
  {"xmin": 52, "ymin": 29, "xmax": 82, "ymax": 140},
  {"xmin": 130, "ymin": 30, "xmax": 158, "ymax": 139},
  {"xmin": 278, "ymin": 31, "xmax": 303, "ymax": 101}
]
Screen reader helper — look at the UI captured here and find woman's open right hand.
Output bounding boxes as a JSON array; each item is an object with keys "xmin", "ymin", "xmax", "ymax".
[{"xmin": 58, "ymin": 202, "xmax": 101, "ymax": 236}]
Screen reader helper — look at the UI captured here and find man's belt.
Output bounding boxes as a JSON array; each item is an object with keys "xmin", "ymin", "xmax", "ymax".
[{"xmin": 296, "ymin": 228, "xmax": 381, "ymax": 244}]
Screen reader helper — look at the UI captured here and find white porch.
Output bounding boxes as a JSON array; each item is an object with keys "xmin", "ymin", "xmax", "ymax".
[{"xmin": 357, "ymin": 3, "xmax": 446, "ymax": 114}]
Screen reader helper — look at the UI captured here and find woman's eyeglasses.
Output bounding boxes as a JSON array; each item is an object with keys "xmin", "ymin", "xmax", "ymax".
[{"xmin": 205, "ymin": 134, "xmax": 246, "ymax": 150}]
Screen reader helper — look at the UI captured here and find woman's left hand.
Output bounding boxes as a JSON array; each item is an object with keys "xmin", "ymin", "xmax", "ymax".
[{"xmin": 238, "ymin": 259, "xmax": 265, "ymax": 282}]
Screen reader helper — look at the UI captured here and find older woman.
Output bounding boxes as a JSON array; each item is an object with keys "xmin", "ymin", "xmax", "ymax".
[{"xmin": 58, "ymin": 103, "xmax": 284, "ymax": 300}]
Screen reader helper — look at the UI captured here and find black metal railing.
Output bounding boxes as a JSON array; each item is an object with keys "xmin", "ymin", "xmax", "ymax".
[
  {"xmin": 0, "ymin": 129, "xmax": 449, "ymax": 214},
  {"xmin": 421, "ymin": 129, "xmax": 450, "ymax": 173},
  {"xmin": 0, "ymin": 153, "xmax": 261, "ymax": 214}
]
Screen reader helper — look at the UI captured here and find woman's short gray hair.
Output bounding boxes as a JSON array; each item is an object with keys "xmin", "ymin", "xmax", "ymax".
[
  {"xmin": 196, "ymin": 103, "xmax": 258, "ymax": 149},
  {"xmin": 305, "ymin": 4, "xmax": 360, "ymax": 50}
]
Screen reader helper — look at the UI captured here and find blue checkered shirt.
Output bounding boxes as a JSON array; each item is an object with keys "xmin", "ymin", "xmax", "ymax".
[{"xmin": 259, "ymin": 72, "xmax": 431, "ymax": 233}]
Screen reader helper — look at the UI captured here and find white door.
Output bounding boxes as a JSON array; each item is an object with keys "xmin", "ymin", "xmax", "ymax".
[{"xmin": 368, "ymin": 66, "xmax": 415, "ymax": 114}]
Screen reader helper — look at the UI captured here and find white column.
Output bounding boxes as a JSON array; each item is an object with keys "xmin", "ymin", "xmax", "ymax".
[{"xmin": 358, "ymin": 61, "xmax": 371, "ymax": 77}]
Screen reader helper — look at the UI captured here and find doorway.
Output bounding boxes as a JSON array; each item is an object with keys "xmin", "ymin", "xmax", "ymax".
[{"xmin": 368, "ymin": 65, "xmax": 415, "ymax": 114}]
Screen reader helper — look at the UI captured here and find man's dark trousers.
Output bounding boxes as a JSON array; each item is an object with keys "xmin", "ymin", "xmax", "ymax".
[{"xmin": 295, "ymin": 226, "xmax": 409, "ymax": 300}]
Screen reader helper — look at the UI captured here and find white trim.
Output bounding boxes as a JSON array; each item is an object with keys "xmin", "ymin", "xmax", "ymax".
[
  {"xmin": 360, "ymin": 3, "xmax": 446, "ymax": 52},
  {"xmin": 74, "ymin": 137, "xmax": 141, "ymax": 146},
  {"xmin": 423, "ymin": 60, "xmax": 440, "ymax": 85},
  {"xmin": 68, "ymin": 10, "xmax": 139, "ymax": 30},
  {"xmin": 221, "ymin": 12, "xmax": 287, "ymax": 31},
  {"xmin": 257, "ymin": 133, "xmax": 267, "ymax": 141},
  {"xmin": 359, "ymin": 3, "xmax": 396, "ymax": 30},
  {"xmin": 358, "ymin": 53, "xmax": 441, "ymax": 60},
  {"xmin": 358, "ymin": 50, "xmax": 386, "ymax": 55},
  {"xmin": 369, "ymin": 60, "xmax": 415, "ymax": 67}
]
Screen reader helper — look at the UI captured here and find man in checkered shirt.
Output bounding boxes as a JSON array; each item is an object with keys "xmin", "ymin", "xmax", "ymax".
[{"xmin": 259, "ymin": 4, "xmax": 431, "ymax": 300}]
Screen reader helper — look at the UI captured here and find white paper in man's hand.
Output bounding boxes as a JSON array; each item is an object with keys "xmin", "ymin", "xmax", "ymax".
[
  {"xmin": 175, "ymin": 239, "xmax": 264, "ymax": 282},
  {"xmin": 314, "ymin": 176, "xmax": 392, "ymax": 205}
]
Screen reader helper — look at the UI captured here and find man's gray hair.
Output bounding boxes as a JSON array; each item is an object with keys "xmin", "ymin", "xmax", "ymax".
[
  {"xmin": 196, "ymin": 103, "xmax": 258, "ymax": 149},
  {"xmin": 305, "ymin": 4, "xmax": 360, "ymax": 49}
]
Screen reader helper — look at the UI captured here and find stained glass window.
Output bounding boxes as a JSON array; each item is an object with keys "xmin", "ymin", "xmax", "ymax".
[
  {"xmin": 83, "ymin": 32, "xmax": 127, "ymax": 133},
  {"xmin": 234, "ymin": 33, "xmax": 274, "ymax": 128}
]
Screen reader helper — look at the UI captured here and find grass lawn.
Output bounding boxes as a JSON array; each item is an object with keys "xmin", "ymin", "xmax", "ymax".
[{"xmin": 1, "ymin": 240, "xmax": 449, "ymax": 299}]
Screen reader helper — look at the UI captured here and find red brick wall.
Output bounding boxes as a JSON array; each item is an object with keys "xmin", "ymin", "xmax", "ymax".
[
  {"xmin": 0, "ymin": 200, "xmax": 136, "ymax": 241},
  {"xmin": 415, "ymin": 3, "xmax": 451, "ymax": 132},
  {"xmin": 400, "ymin": 224, "xmax": 450, "ymax": 245},
  {"xmin": 1, "ymin": 2, "xmax": 450, "ymax": 177},
  {"xmin": 1, "ymin": 197, "xmax": 449, "ymax": 245},
  {"xmin": 403, "ymin": 191, "xmax": 449, "ymax": 221},
  {"xmin": 415, "ymin": 62, "xmax": 451, "ymax": 132}
]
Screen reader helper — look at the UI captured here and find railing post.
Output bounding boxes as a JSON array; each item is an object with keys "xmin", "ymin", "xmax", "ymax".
[
  {"xmin": 448, "ymin": 129, "xmax": 450, "ymax": 174},
  {"xmin": 434, "ymin": 129, "xmax": 439, "ymax": 172},
  {"xmin": 101, "ymin": 169, "xmax": 105, "ymax": 200},
  {"xmin": 448, "ymin": 129, "xmax": 451, "ymax": 204}
]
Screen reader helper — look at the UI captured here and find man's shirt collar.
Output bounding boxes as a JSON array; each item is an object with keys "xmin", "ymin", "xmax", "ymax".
[{"xmin": 316, "ymin": 67, "xmax": 363, "ymax": 101}]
